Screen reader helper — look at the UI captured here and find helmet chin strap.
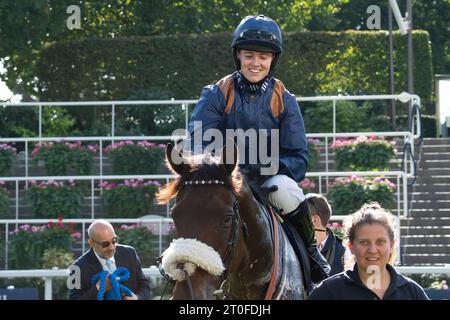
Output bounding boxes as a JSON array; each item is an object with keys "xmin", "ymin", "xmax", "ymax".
[{"xmin": 237, "ymin": 71, "xmax": 270, "ymax": 93}]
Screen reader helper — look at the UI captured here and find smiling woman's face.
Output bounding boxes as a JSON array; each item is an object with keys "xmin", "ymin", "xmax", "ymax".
[
  {"xmin": 237, "ymin": 50, "xmax": 274, "ymax": 83},
  {"xmin": 349, "ymin": 223, "xmax": 394, "ymax": 273}
]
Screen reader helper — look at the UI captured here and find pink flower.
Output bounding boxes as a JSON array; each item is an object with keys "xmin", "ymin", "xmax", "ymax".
[{"xmin": 70, "ymin": 232, "xmax": 81, "ymax": 239}]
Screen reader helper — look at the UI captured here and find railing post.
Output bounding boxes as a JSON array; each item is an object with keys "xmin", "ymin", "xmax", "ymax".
[
  {"xmin": 44, "ymin": 277, "xmax": 53, "ymax": 300},
  {"xmin": 397, "ymin": 175, "xmax": 401, "ymax": 217},
  {"xmin": 403, "ymin": 173, "xmax": 408, "ymax": 218},
  {"xmin": 82, "ymin": 222, "xmax": 86, "ymax": 254},
  {"xmin": 25, "ymin": 141, "xmax": 29, "ymax": 184},
  {"xmin": 15, "ymin": 180, "xmax": 19, "ymax": 221},
  {"xmin": 166, "ymin": 177, "xmax": 170, "ymax": 218},
  {"xmin": 111, "ymin": 104, "xmax": 115, "ymax": 144},
  {"xmin": 38, "ymin": 104, "xmax": 42, "ymax": 141},
  {"xmin": 185, "ymin": 103, "xmax": 189, "ymax": 132},
  {"xmin": 332, "ymin": 100, "xmax": 336, "ymax": 146},
  {"xmin": 91, "ymin": 179, "xmax": 95, "ymax": 219},
  {"xmin": 99, "ymin": 139, "xmax": 103, "ymax": 178},
  {"xmin": 5, "ymin": 223, "xmax": 8, "ymax": 269},
  {"xmin": 325, "ymin": 137, "xmax": 329, "ymax": 192},
  {"xmin": 159, "ymin": 221, "xmax": 162, "ymax": 257}
]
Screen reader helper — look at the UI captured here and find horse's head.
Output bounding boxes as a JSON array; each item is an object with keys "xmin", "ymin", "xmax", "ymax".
[{"xmin": 157, "ymin": 142, "xmax": 247, "ymax": 299}]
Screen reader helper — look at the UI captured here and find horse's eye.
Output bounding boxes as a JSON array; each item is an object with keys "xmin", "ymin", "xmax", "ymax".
[{"xmin": 223, "ymin": 215, "xmax": 233, "ymax": 227}]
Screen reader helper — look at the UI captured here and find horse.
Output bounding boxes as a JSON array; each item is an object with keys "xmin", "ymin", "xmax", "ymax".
[{"xmin": 156, "ymin": 142, "xmax": 308, "ymax": 300}]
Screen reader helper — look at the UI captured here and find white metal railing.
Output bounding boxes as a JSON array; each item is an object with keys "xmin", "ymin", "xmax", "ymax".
[
  {"xmin": 0, "ymin": 131, "xmax": 416, "ymax": 178},
  {"xmin": 1, "ymin": 100, "xmax": 196, "ymax": 141},
  {"xmin": 0, "ymin": 265, "xmax": 447, "ymax": 300},
  {"xmin": 0, "ymin": 136, "xmax": 184, "ymax": 179},
  {"xmin": 1, "ymin": 93, "xmax": 421, "ymax": 140},
  {"xmin": 0, "ymin": 217, "xmax": 173, "ymax": 270},
  {"xmin": 297, "ymin": 92, "xmax": 421, "ymax": 141},
  {"xmin": 306, "ymin": 171, "xmax": 408, "ymax": 218},
  {"xmin": 0, "ymin": 266, "xmax": 162, "ymax": 300},
  {"xmin": 0, "ymin": 174, "xmax": 174, "ymax": 221}
]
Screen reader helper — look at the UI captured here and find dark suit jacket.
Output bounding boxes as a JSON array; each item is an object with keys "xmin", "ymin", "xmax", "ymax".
[
  {"xmin": 69, "ymin": 244, "xmax": 150, "ymax": 300},
  {"xmin": 320, "ymin": 228, "xmax": 346, "ymax": 276}
]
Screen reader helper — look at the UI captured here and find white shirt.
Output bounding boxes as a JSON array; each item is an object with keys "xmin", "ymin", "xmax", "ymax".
[{"xmin": 318, "ymin": 234, "xmax": 328, "ymax": 251}]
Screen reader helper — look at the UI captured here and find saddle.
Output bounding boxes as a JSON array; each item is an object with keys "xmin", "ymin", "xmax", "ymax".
[{"xmin": 247, "ymin": 180, "xmax": 313, "ymax": 294}]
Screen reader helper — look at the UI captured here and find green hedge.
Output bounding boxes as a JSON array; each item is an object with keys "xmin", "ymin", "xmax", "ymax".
[{"xmin": 37, "ymin": 31, "xmax": 432, "ymax": 104}]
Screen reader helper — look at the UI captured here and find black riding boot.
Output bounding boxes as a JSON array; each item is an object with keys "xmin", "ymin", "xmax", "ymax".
[{"xmin": 285, "ymin": 200, "xmax": 331, "ymax": 283}]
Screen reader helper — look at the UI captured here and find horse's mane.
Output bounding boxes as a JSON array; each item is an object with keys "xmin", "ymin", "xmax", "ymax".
[{"xmin": 156, "ymin": 153, "xmax": 244, "ymax": 204}]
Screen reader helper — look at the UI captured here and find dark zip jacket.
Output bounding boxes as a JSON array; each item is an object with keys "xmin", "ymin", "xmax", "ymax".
[
  {"xmin": 188, "ymin": 71, "xmax": 308, "ymax": 182},
  {"xmin": 309, "ymin": 263, "xmax": 429, "ymax": 300}
]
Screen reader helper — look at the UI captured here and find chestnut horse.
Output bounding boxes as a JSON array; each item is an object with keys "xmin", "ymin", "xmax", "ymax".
[{"xmin": 157, "ymin": 143, "xmax": 307, "ymax": 299}]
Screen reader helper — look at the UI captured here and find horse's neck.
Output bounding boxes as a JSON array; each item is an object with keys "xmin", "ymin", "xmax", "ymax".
[{"xmin": 233, "ymin": 187, "xmax": 275, "ymax": 296}]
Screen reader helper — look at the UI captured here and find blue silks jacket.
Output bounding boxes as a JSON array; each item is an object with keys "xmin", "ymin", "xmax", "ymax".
[{"xmin": 188, "ymin": 71, "xmax": 308, "ymax": 182}]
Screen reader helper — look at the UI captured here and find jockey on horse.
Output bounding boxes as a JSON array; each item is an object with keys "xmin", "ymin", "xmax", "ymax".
[{"xmin": 185, "ymin": 14, "xmax": 330, "ymax": 283}]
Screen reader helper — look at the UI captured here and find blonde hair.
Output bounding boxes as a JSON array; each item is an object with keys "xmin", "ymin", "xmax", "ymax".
[{"xmin": 343, "ymin": 202, "xmax": 397, "ymax": 268}]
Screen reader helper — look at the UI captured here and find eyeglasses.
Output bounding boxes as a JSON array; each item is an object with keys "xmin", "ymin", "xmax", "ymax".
[
  {"xmin": 92, "ymin": 236, "xmax": 118, "ymax": 248},
  {"xmin": 238, "ymin": 29, "xmax": 279, "ymax": 43}
]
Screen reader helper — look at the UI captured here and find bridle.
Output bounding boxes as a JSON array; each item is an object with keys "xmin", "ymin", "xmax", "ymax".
[{"xmin": 175, "ymin": 179, "xmax": 248, "ymax": 299}]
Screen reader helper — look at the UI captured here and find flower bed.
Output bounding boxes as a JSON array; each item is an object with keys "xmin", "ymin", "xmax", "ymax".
[
  {"xmin": 115, "ymin": 223, "xmax": 175, "ymax": 266},
  {"xmin": 26, "ymin": 180, "xmax": 84, "ymax": 218},
  {"xmin": 0, "ymin": 143, "xmax": 17, "ymax": 176},
  {"xmin": 9, "ymin": 218, "xmax": 80, "ymax": 269},
  {"xmin": 327, "ymin": 175, "xmax": 396, "ymax": 215},
  {"xmin": 328, "ymin": 222, "xmax": 345, "ymax": 239},
  {"xmin": 31, "ymin": 141, "xmax": 97, "ymax": 175},
  {"xmin": 331, "ymin": 136, "xmax": 396, "ymax": 171},
  {"xmin": 104, "ymin": 141, "xmax": 165, "ymax": 174},
  {"xmin": 299, "ymin": 178, "xmax": 316, "ymax": 194},
  {"xmin": 100, "ymin": 179, "xmax": 161, "ymax": 218}
]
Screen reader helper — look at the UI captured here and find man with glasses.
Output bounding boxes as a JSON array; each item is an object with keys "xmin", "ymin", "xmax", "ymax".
[{"xmin": 69, "ymin": 219, "xmax": 150, "ymax": 300}]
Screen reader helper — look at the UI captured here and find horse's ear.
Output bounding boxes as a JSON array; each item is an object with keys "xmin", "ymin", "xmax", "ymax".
[
  {"xmin": 220, "ymin": 139, "xmax": 238, "ymax": 175},
  {"xmin": 166, "ymin": 143, "xmax": 185, "ymax": 175}
]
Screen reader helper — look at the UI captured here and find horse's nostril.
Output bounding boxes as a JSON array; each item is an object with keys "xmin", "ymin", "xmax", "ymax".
[{"xmin": 177, "ymin": 262, "xmax": 185, "ymax": 270}]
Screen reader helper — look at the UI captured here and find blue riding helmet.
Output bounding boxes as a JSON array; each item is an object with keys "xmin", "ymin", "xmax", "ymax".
[{"xmin": 231, "ymin": 14, "xmax": 283, "ymax": 72}]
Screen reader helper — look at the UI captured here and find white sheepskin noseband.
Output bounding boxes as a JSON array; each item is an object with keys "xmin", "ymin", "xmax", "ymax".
[{"xmin": 161, "ymin": 238, "xmax": 225, "ymax": 281}]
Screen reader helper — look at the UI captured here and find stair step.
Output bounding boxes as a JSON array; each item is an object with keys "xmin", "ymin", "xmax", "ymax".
[
  {"xmin": 409, "ymin": 192, "xmax": 450, "ymax": 201},
  {"xmin": 400, "ymin": 226, "xmax": 450, "ymax": 235},
  {"xmin": 401, "ymin": 217, "xmax": 450, "ymax": 227},
  {"xmin": 408, "ymin": 200, "xmax": 450, "ymax": 209},
  {"xmin": 410, "ymin": 208, "xmax": 450, "ymax": 217},
  {"xmin": 422, "ymin": 138, "xmax": 450, "ymax": 145},
  {"xmin": 413, "ymin": 184, "xmax": 450, "ymax": 192},
  {"xmin": 417, "ymin": 165, "xmax": 450, "ymax": 172},
  {"xmin": 421, "ymin": 152, "xmax": 450, "ymax": 160},
  {"xmin": 402, "ymin": 245, "xmax": 450, "ymax": 254},
  {"xmin": 402, "ymin": 254, "xmax": 450, "ymax": 265},
  {"xmin": 415, "ymin": 178, "xmax": 450, "ymax": 185},
  {"xmin": 421, "ymin": 145, "xmax": 450, "ymax": 152},
  {"xmin": 401, "ymin": 235, "xmax": 450, "ymax": 245}
]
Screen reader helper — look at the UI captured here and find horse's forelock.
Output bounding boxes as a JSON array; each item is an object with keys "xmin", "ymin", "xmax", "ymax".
[{"xmin": 158, "ymin": 153, "xmax": 243, "ymax": 203}]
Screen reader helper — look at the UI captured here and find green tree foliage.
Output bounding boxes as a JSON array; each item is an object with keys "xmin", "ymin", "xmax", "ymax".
[
  {"xmin": 335, "ymin": 0, "xmax": 450, "ymax": 75},
  {"xmin": 0, "ymin": 0, "xmax": 348, "ymax": 101}
]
